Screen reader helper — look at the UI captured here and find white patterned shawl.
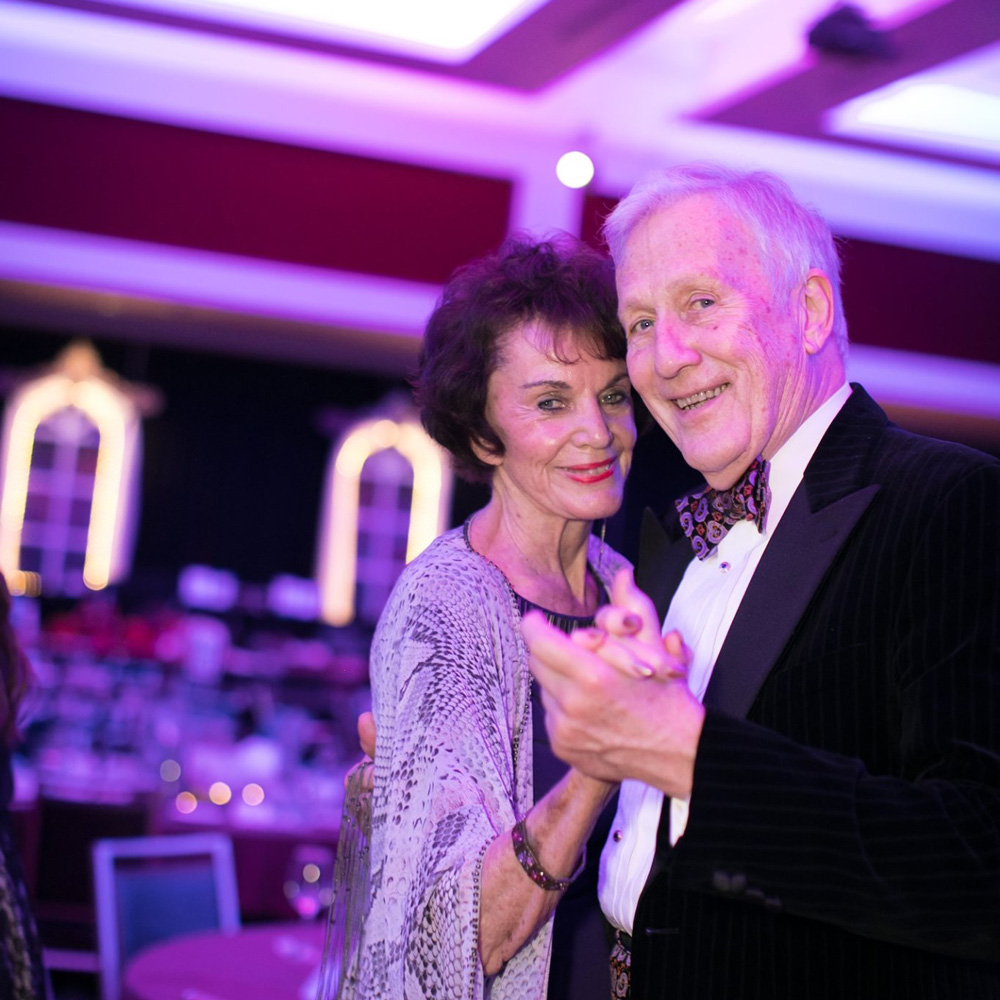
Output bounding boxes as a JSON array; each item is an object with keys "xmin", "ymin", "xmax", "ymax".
[{"xmin": 350, "ymin": 525, "xmax": 628, "ymax": 1000}]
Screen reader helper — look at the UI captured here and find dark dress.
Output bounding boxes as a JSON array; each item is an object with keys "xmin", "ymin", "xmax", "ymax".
[
  {"xmin": 0, "ymin": 745, "xmax": 49, "ymax": 1000},
  {"xmin": 515, "ymin": 593, "xmax": 617, "ymax": 1000}
]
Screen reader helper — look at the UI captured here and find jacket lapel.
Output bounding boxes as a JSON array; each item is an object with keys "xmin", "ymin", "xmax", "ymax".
[
  {"xmin": 637, "ymin": 385, "xmax": 890, "ymax": 720},
  {"xmin": 703, "ymin": 481, "xmax": 878, "ymax": 716},
  {"xmin": 704, "ymin": 386, "xmax": 888, "ymax": 717}
]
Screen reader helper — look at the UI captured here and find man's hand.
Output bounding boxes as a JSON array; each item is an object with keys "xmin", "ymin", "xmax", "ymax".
[{"xmin": 523, "ymin": 569, "xmax": 704, "ymax": 798}]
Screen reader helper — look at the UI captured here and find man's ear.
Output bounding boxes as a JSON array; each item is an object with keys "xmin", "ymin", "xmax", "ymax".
[
  {"xmin": 800, "ymin": 269, "xmax": 836, "ymax": 355},
  {"xmin": 470, "ymin": 434, "xmax": 503, "ymax": 468}
]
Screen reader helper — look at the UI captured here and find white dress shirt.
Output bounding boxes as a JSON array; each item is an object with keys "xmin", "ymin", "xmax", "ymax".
[{"xmin": 598, "ymin": 383, "xmax": 852, "ymax": 935}]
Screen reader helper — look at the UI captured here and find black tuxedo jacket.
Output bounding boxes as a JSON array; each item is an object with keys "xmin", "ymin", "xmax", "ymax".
[{"xmin": 631, "ymin": 386, "xmax": 1000, "ymax": 999}]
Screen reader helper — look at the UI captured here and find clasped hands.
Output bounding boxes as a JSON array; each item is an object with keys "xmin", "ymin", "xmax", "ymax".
[{"xmin": 522, "ymin": 568, "xmax": 705, "ymax": 799}]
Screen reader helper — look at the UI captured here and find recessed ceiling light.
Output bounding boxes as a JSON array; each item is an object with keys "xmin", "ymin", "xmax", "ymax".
[
  {"xmin": 826, "ymin": 42, "xmax": 1000, "ymax": 162},
  {"xmin": 555, "ymin": 151, "xmax": 594, "ymax": 189},
  {"xmin": 99, "ymin": 0, "xmax": 552, "ymax": 61},
  {"xmin": 690, "ymin": 0, "xmax": 766, "ymax": 24}
]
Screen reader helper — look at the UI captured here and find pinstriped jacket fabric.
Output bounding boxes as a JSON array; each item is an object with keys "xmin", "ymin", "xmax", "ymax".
[{"xmin": 632, "ymin": 385, "xmax": 1000, "ymax": 999}]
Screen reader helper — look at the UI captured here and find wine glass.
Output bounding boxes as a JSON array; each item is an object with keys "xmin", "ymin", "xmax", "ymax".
[{"xmin": 283, "ymin": 843, "xmax": 335, "ymax": 920}]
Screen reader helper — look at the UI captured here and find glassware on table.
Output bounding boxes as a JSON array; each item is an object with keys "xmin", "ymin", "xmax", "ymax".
[{"xmin": 283, "ymin": 843, "xmax": 335, "ymax": 920}]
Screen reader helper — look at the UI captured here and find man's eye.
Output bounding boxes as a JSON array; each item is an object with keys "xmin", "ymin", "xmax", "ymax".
[
  {"xmin": 629, "ymin": 318, "xmax": 653, "ymax": 335},
  {"xmin": 693, "ymin": 297, "xmax": 715, "ymax": 309}
]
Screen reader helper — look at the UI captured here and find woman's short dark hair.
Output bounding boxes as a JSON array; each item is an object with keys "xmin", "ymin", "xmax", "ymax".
[{"xmin": 415, "ymin": 233, "xmax": 625, "ymax": 483}]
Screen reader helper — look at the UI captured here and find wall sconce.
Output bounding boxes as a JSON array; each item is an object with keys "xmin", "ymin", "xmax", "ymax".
[
  {"xmin": 316, "ymin": 411, "xmax": 452, "ymax": 627},
  {"xmin": 0, "ymin": 341, "xmax": 156, "ymax": 595}
]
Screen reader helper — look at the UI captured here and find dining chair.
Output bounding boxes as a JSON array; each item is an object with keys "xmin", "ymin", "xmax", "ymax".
[{"xmin": 91, "ymin": 831, "xmax": 241, "ymax": 1000}]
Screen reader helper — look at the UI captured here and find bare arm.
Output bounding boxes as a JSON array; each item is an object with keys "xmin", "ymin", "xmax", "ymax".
[
  {"xmin": 478, "ymin": 767, "xmax": 614, "ymax": 975},
  {"xmin": 352, "ymin": 706, "xmax": 614, "ymax": 976},
  {"xmin": 479, "ymin": 570, "xmax": 695, "ymax": 973}
]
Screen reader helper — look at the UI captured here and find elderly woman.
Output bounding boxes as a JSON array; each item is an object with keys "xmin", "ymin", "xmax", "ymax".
[{"xmin": 347, "ymin": 234, "xmax": 636, "ymax": 999}]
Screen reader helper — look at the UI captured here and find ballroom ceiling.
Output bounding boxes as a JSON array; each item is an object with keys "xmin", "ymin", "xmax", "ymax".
[{"xmin": 1, "ymin": 0, "xmax": 998, "ymax": 419}]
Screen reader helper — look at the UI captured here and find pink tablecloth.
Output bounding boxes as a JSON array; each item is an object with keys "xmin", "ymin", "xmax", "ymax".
[{"xmin": 122, "ymin": 922, "xmax": 326, "ymax": 1000}]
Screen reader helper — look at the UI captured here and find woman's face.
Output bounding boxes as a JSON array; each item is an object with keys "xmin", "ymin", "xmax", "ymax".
[{"xmin": 478, "ymin": 321, "xmax": 635, "ymax": 526}]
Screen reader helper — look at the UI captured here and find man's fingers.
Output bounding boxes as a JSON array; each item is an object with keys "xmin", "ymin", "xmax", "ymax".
[
  {"xmin": 570, "ymin": 626, "xmax": 608, "ymax": 652},
  {"xmin": 528, "ymin": 610, "xmax": 664, "ymax": 685},
  {"xmin": 523, "ymin": 608, "xmax": 586, "ymax": 667},
  {"xmin": 593, "ymin": 604, "xmax": 642, "ymax": 637},
  {"xmin": 586, "ymin": 635, "xmax": 658, "ymax": 679},
  {"xmin": 663, "ymin": 629, "xmax": 692, "ymax": 668},
  {"xmin": 525, "ymin": 611, "xmax": 634, "ymax": 689},
  {"xmin": 609, "ymin": 568, "xmax": 662, "ymax": 644},
  {"xmin": 523, "ymin": 609, "xmax": 581, "ymax": 693},
  {"xmin": 572, "ymin": 627, "xmax": 676, "ymax": 680}
]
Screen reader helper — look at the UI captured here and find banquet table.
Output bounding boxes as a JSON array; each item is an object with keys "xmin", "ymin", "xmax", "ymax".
[{"xmin": 122, "ymin": 921, "xmax": 327, "ymax": 1000}]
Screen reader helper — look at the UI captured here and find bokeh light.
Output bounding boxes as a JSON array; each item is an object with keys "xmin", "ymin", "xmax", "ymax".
[
  {"xmin": 175, "ymin": 791, "xmax": 198, "ymax": 814},
  {"xmin": 555, "ymin": 151, "xmax": 594, "ymax": 189},
  {"xmin": 160, "ymin": 758, "xmax": 181, "ymax": 782},
  {"xmin": 242, "ymin": 782, "xmax": 265, "ymax": 806},
  {"xmin": 208, "ymin": 781, "xmax": 233, "ymax": 805}
]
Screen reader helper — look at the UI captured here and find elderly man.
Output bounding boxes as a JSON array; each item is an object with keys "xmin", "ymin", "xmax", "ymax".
[{"xmin": 524, "ymin": 163, "xmax": 1000, "ymax": 998}]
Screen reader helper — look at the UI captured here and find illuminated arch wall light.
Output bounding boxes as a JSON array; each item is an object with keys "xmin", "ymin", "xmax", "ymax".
[
  {"xmin": 317, "ymin": 416, "xmax": 452, "ymax": 626},
  {"xmin": 0, "ymin": 345, "xmax": 142, "ymax": 596}
]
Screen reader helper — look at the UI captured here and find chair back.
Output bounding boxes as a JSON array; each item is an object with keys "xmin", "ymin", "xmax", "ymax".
[{"xmin": 92, "ymin": 831, "xmax": 241, "ymax": 1000}]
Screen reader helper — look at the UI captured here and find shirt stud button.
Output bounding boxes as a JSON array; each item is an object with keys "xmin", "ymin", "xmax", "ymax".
[
  {"xmin": 719, "ymin": 561, "xmax": 731, "ymax": 573},
  {"xmin": 613, "ymin": 829, "xmax": 624, "ymax": 843}
]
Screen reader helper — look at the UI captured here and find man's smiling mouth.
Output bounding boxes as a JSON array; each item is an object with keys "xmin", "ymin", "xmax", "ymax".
[{"xmin": 674, "ymin": 384, "xmax": 729, "ymax": 411}]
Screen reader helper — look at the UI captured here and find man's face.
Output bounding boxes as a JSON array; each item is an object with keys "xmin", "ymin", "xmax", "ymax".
[{"xmin": 617, "ymin": 193, "xmax": 811, "ymax": 489}]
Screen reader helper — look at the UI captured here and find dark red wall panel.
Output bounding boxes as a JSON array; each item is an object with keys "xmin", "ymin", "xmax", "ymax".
[
  {"xmin": 580, "ymin": 191, "xmax": 616, "ymax": 252},
  {"xmin": 839, "ymin": 237, "xmax": 1000, "ymax": 365},
  {"xmin": 0, "ymin": 97, "xmax": 512, "ymax": 285}
]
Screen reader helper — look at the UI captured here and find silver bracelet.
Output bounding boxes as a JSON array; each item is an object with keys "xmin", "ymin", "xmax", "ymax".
[{"xmin": 511, "ymin": 817, "xmax": 585, "ymax": 892}]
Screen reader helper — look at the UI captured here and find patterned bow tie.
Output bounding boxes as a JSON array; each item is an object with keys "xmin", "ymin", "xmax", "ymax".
[{"xmin": 675, "ymin": 456, "xmax": 771, "ymax": 560}]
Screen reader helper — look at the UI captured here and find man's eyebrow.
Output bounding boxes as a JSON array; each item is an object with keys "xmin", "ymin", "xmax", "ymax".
[{"xmin": 620, "ymin": 272, "xmax": 713, "ymax": 298}]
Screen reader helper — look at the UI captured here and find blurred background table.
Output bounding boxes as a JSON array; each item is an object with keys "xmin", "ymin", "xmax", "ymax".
[
  {"xmin": 122, "ymin": 922, "xmax": 326, "ymax": 1000},
  {"xmin": 7, "ymin": 599, "xmax": 370, "ymax": 996}
]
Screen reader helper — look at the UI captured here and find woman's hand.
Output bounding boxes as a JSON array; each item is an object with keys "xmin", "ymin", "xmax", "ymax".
[
  {"xmin": 569, "ymin": 568, "xmax": 690, "ymax": 680},
  {"xmin": 343, "ymin": 711, "xmax": 377, "ymax": 792},
  {"xmin": 524, "ymin": 569, "xmax": 705, "ymax": 798},
  {"xmin": 357, "ymin": 710, "xmax": 376, "ymax": 758}
]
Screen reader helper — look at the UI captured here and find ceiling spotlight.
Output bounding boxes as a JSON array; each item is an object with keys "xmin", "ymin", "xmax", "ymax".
[
  {"xmin": 556, "ymin": 151, "xmax": 594, "ymax": 189},
  {"xmin": 807, "ymin": 4, "xmax": 891, "ymax": 59}
]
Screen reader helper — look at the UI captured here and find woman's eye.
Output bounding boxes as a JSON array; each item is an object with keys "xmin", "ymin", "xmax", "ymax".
[
  {"xmin": 601, "ymin": 390, "xmax": 628, "ymax": 406},
  {"xmin": 537, "ymin": 398, "xmax": 563, "ymax": 411}
]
